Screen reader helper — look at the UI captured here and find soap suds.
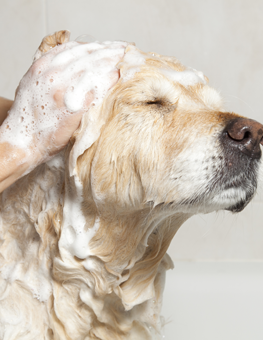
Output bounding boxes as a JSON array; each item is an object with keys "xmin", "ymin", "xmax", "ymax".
[
  {"xmin": 119, "ymin": 45, "xmax": 146, "ymax": 82},
  {"xmin": 59, "ymin": 172, "xmax": 100, "ymax": 261},
  {"xmin": 0, "ymin": 40, "xmax": 128, "ymax": 167},
  {"xmin": 161, "ymin": 68, "xmax": 207, "ymax": 87}
]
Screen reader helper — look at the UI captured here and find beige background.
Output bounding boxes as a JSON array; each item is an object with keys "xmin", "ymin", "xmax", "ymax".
[{"xmin": 1, "ymin": 1, "xmax": 263, "ymax": 339}]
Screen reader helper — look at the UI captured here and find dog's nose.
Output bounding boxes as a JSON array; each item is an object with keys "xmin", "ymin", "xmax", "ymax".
[{"xmin": 223, "ymin": 118, "xmax": 263, "ymax": 159}]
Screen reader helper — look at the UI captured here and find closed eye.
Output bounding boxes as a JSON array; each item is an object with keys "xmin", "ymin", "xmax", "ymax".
[
  {"xmin": 145, "ymin": 99, "xmax": 177, "ymax": 113},
  {"xmin": 146, "ymin": 99, "xmax": 164, "ymax": 106}
]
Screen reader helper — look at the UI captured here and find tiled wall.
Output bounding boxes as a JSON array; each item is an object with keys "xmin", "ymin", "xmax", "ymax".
[{"xmin": 1, "ymin": 0, "xmax": 263, "ymax": 261}]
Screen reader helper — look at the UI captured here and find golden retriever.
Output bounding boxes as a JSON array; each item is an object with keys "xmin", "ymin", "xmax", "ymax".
[{"xmin": 0, "ymin": 30, "xmax": 262, "ymax": 340}]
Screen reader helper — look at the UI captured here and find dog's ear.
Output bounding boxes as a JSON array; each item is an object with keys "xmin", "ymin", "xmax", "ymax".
[
  {"xmin": 68, "ymin": 44, "xmax": 147, "ymax": 178},
  {"xmin": 68, "ymin": 44, "xmax": 143, "ymax": 177},
  {"xmin": 68, "ymin": 104, "xmax": 107, "ymax": 177}
]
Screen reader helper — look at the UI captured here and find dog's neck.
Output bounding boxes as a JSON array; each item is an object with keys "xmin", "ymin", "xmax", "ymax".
[{"xmin": 51, "ymin": 165, "xmax": 190, "ymax": 339}]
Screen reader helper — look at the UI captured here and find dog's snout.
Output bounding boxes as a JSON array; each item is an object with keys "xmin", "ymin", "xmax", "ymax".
[{"xmin": 223, "ymin": 118, "xmax": 263, "ymax": 159}]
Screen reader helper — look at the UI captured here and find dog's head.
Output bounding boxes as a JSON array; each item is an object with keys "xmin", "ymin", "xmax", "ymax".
[{"xmin": 69, "ymin": 44, "xmax": 263, "ymax": 217}]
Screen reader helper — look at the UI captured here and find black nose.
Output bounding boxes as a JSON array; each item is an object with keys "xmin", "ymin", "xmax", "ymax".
[{"xmin": 223, "ymin": 118, "xmax": 263, "ymax": 159}]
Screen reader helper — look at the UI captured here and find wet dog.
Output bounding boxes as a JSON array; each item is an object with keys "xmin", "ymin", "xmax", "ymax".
[{"xmin": 0, "ymin": 31, "xmax": 262, "ymax": 340}]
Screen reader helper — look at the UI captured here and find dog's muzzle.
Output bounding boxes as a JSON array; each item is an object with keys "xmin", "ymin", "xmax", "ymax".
[{"xmin": 219, "ymin": 117, "xmax": 263, "ymax": 212}]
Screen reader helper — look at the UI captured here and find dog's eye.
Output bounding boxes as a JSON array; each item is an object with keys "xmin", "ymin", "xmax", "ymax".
[
  {"xmin": 146, "ymin": 99, "xmax": 164, "ymax": 106},
  {"xmin": 145, "ymin": 99, "xmax": 177, "ymax": 113}
]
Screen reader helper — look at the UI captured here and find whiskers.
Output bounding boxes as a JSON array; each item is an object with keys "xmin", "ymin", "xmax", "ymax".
[{"xmin": 223, "ymin": 94, "xmax": 256, "ymax": 118}]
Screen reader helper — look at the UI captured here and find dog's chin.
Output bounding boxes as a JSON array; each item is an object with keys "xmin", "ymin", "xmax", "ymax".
[
  {"xmin": 224, "ymin": 188, "xmax": 255, "ymax": 213},
  {"xmin": 225, "ymin": 200, "xmax": 249, "ymax": 213}
]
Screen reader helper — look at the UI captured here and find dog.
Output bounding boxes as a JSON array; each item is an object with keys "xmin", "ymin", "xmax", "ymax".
[{"xmin": 0, "ymin": 30, "xmax": 262, "ymax": 340}]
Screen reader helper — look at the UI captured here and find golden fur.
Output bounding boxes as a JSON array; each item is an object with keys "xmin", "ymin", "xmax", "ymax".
[{"xmin": 0, "ymin": 31, "xmax": 260, "ymax": 340}]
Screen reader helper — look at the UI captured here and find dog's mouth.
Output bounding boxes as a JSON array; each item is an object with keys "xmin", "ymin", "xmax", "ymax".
[
  {"xmin": 174, "ymin": 159, "xmax": 259, "ymax": 213},
  {"xmin": 221, "ymin": 177, "xmax": 256, "ymax": 212},
  {"xmin": 208, "ymin": 156, "xmax": 259, "ymax": 212},
  {"xmin": 225, "ymin": 194, "xmax": 253, "ymax": 212},
  {"xmin": 147, "ymin": 146, "xmax": 260, "ymax": 214}
]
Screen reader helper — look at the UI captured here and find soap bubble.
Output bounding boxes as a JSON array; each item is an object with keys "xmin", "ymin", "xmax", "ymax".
[{"xmin": 75, "ymin": 34, "xmax": 96, "ymax": 44}]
